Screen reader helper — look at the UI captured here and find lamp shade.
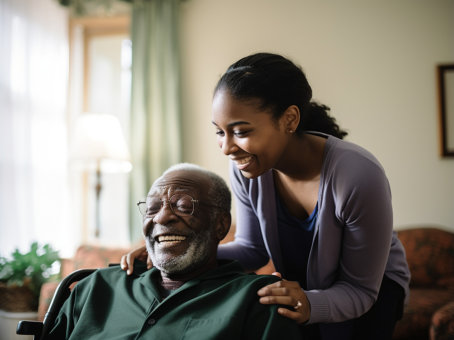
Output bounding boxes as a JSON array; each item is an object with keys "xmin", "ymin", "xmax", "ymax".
[{"xmin": 70, "ymin": 113, "xmax": 132, "ymax": 173}]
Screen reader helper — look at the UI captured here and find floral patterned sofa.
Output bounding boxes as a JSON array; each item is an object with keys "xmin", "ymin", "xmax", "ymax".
[{"xmin": 393, "ymin": 226, "xmax": 454, "ymax": 340}]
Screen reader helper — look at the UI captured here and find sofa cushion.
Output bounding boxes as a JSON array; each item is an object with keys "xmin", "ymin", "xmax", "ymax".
[
  {"xmin": 62, "ymin": 245, "xmax": 129, "ymax": 277},
  {"xmin": 397, "ymin": 228, "xmax": 454, "ymax": 288}
]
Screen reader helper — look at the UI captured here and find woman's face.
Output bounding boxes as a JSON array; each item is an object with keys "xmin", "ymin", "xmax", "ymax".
[{"xmin": 211, "ymin": 89, "xmax": 290, "ymax": 179}]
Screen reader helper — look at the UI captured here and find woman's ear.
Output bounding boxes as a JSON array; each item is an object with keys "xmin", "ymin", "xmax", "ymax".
[
  {"xmin": 215, "ymin": 212, "xmax": 231, "ymax": 241},
  {"xmin": 282, "ymin": 105, "xmax": 300, "ymax": 132}
]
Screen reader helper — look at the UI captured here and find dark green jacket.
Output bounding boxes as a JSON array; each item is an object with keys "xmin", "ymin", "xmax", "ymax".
[{"xmin": 48, "ymin": 260, "xmax": 302, "ymax": 339}]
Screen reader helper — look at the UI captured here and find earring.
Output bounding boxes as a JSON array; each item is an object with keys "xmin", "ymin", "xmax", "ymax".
[{"xmin": 287, "ymin": 129, "xmax": 294, "ymax": 134}]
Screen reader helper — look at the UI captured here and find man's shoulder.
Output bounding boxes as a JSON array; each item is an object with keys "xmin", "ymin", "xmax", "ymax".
[
  {"xmin": 233, "ymin": 272, "xmax": 281, "ymax": 292},
  {"xmin": 212, "ymin": 260, "xmax": 281, "ymax": 288},
  {"xmin": 76, "ymin": 261, "xmax": 149, "ymax": 286},
  {"xmin": 94, "ymin": 264, "xmax": 123, "ymax": 277}
]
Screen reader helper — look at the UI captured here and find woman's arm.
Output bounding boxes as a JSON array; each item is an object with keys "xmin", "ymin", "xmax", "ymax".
[{"xmin": 304, "ymin": 148, "xmax": 394, "ymax": 324}]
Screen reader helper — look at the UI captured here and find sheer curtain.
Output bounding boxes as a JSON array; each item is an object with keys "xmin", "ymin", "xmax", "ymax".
[
  {"xmin": 129, "ymin": 0, "xmax": 183, "ymax": 242},
  {"xmin": 0, "ymin": 0, "xmax": 77, "ymax": 257}
]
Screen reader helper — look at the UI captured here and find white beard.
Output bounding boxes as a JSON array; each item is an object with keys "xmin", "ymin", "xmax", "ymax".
[{"xmin": 145, "ymin": 226, "xmax": 214, "ymax": 276}]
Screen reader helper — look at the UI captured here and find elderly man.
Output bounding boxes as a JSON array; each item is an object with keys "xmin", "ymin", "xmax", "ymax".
[{"xmin": 48, "ymin": 163, "xmax": 302, "ymax": 339}]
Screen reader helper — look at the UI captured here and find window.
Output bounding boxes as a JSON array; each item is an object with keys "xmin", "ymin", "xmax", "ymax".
[
  {"xmin": 0, "ymin": 0, "xmax": 71, "ymax": 256},
  {"xmin": 68, "ymin": 16, "xmax": 132, "ymax": 249},
  {"xmin": 0, "ymin": 1, "xmax": 132, "ymax": 258}
]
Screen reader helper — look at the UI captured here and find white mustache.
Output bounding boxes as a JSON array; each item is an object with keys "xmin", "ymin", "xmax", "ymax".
[{"xmin": 149, "ymin": 224, "xmax": 192, "ymax": 242}]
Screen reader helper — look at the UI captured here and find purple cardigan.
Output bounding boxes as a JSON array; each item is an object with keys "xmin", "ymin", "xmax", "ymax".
[{"xmin": 218, "ymin": 135, "xmax": 410, "ymax": 324}]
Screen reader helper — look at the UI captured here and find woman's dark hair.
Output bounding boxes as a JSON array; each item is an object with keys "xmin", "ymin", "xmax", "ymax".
[{"xmin": 214, "ymin": 52, "xmax": 348, "ymax": 139}]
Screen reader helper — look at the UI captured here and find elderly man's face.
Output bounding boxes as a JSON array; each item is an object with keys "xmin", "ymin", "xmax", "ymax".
[{"xmin": 142, "ymin": 169, "xmax": 219, "ymax": 276}]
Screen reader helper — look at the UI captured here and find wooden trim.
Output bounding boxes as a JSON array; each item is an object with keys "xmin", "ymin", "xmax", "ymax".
[
  {"xmin": 437, "ymin": 64, "xmax": 454, "ymax": 157},
  {"xmin": 69, "ymin": 15, "xmax": 130, "ymax": 113},
  {"xmin": 70, "ymin": 16, "xmax": 130, "ymax": 33}
]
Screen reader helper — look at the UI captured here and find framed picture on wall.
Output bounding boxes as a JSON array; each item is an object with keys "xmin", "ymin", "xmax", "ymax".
[{"xmin": 437, "ymin": 64, "xmax": 454, "ymax": 157}]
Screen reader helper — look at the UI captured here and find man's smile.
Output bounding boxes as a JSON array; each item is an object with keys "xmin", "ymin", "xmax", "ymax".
[{"xmin": 156, "ymin": 234, "xmax": 187, "ymax": 243}]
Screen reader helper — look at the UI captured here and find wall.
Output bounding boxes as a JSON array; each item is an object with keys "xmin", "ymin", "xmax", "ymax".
[{"xmin": 178, "ymin": 0, "xmax": 454, "ymax": 231}]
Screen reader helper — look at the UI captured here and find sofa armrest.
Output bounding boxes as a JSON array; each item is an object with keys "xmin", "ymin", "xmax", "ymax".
[{"xmin": 430, "ymin": 301, "xmax": 454, "ymax": 340}]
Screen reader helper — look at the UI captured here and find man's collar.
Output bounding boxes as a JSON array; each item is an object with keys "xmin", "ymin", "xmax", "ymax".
[{"xmin": 135, "ymin": 259, "xmax": 246, "ymax": 295}]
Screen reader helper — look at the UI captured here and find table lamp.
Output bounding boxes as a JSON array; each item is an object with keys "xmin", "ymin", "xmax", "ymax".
[{"xmin": 70, "ymin": 113, "xmax": 132, "ymax": 238}]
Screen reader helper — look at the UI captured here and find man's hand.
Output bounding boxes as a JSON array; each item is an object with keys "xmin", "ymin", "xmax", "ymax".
[
  {"xmin": 257, "ymin": 272, "xmax": 310, "ymax": 324},
  {"xmin": 120, "ymin": 245, "xmax": 152, "ymax": 275}
]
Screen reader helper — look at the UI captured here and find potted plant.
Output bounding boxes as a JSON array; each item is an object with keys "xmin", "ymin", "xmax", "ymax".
[{"xmin": 0, "ymin": 242, "xmax": 60, "ymax": 313}]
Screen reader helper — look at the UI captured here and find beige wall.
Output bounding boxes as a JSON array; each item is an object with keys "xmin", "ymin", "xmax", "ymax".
[{"xmin": 179, "ymin": 0, "xmax": 454, "ymax": 231}]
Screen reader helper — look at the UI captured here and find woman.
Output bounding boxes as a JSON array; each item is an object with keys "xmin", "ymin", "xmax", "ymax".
[{"xmin": 122, "ymin": 52, "xmax": 410, "ymax": 339}]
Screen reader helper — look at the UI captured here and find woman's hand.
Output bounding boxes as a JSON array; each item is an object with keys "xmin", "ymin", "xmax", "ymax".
[
  {"xmin": 257, "ymin": 272, "xmax": 310, "ymax": 324},
  {"xmin": 120, "ymin": 245, "xmax": 152, "ymax": 275}
]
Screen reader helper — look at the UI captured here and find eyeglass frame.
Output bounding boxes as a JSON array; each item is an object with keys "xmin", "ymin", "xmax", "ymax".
[{"xmin": 137, "ymin": 193, "xmax": 224, "ymax": 218}]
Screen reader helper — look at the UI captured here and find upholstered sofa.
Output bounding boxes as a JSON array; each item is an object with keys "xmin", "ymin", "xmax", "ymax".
[{"xmin": 393, "ymin": 227, "xmax": 454, "ymax": 340}]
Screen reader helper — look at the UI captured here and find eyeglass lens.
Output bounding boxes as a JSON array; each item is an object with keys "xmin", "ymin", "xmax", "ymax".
[{"xmin": 139, "ymin": 194, "xmax": 195, "ymax": 217}]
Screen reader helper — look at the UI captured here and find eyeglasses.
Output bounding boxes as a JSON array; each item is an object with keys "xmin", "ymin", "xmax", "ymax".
[{"xmin": 137, "ymin": 193, "xmax": 202, "ymax": 218}]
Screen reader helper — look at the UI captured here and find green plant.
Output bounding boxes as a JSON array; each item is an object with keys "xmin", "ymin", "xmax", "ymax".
[{"xmin": 0, "ymin": 242, "xmax": 60, "ymax": 311}]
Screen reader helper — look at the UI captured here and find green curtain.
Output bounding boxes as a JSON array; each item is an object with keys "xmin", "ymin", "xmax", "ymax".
[{"xmin": 129, "ymin": 0, "xmax": 183, "ymax": 243}]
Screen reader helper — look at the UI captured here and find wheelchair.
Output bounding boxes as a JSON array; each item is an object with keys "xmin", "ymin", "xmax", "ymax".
[{"xmin": 16, "ymin": 268, "xmax": 96, "ymax": 340}]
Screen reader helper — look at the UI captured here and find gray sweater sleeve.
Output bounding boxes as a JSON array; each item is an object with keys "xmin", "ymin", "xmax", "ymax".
[{"xmin": 305, "ymin": 138, "xmax": 396, "ymax": 323}]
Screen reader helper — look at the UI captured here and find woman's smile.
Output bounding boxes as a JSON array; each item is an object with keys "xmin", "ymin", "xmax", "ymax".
[{"xmin": 230, "ymin": 155, "xmax": 254, "ymax": 170}]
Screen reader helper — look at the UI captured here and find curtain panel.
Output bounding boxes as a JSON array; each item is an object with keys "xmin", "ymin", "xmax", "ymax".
[
  {"xmin": 0, "ymin": 0, "xmax": 74, "ymax": 256},
  {"xmin": 129, "ymin": 0, "xmax": 183, "ymax": 242}
]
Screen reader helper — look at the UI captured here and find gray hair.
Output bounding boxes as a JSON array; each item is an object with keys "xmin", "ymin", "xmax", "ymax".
[{"xmin": 161, "ymin": 163, "xmax": 231, "ymax": 217}]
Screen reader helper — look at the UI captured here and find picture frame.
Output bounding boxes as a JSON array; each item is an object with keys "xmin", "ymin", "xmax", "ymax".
[{"xmin": 437, "ymin": 64, "xmax": 454, "ymax": 157}]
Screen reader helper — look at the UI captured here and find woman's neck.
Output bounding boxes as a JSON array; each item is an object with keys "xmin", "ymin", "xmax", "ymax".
[
  {"xmin": 275, "ymin": 133, "xmax": 326, "ymax": 180},
  {"xmin": 273, "ymin": 134, "xmax": 326, "ymax": 219}
]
